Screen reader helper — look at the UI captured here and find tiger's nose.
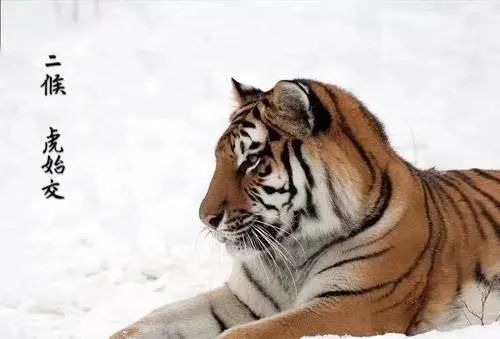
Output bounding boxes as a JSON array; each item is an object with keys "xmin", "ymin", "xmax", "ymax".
[{"xmin": 201, "ymin": 212, "xmax": 224, "ymax": 229}]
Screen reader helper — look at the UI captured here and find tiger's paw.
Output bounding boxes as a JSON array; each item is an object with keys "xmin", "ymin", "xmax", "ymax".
[
  {"xmin": 110, "ymin": 324, "xmax": 190, "ymax": 339},
  {"xmin": 109, "ymin": 326, "xmax": 140, "ymax": 339}
]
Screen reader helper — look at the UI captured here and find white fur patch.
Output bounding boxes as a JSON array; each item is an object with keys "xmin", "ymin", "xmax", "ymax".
[{"xmin": 433, "ymin": 282, "xmax": 500, "ymax": 331}]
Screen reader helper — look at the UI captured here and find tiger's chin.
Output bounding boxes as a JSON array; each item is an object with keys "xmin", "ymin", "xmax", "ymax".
[
  {"xmin": 224, "ymin": 242, "xmax": 262, "ymax": 259},
  {"xmin": 213, "ymin": 218, "xmax": 286, "ymax": 259}
]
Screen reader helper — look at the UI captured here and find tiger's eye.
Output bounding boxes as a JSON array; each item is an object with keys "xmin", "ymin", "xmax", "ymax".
[{"xmin": 247, "ymin": 154, "xmax": 259, "ymax": 164}]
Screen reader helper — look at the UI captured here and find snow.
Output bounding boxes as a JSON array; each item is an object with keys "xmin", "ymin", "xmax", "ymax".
[
  {"xmin": 305, "ymin": 322, "xmax": 500, "ymax": 338},
  {"xmin": 0, "ymin": 1, "xmax": 498, "ymax": 338}
]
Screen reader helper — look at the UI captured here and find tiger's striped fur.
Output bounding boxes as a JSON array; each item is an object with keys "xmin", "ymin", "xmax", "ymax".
[{"xmin": 111, "ymin": 79, "xmax": 499, "ymax": 339}]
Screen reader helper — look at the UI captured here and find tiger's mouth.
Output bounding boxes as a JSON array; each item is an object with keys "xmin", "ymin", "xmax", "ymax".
[{"xmin": 213, "ymin": 217, "xmax": 283, "ymax": 256}]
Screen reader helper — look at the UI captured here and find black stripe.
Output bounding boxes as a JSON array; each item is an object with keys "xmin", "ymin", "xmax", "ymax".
[
  {"xmin": 320, "ymin": 84, "xmax": 376, "ymax": 188},
  {"xmin": 209, "ymin": 303, "xmax": 228, "ymax": 332},
  {"xmin": 249, "ymin": 142, "xmax": 261, "ymax": 150},
  {"xmin": 226, "ymin": 284, "xmax": 261, "ymax": 320},
  {"xmin": 324, "ymin": 163, "xmax": 353, "ymax": 228},
  {"xmin": 265, "ymin": 119, "xmax": 289, "ymax": 138},
  {"xmin": 316, "ymin": 281, "xmax": 392, "ymax": 299},
  {"xmin": 305, "ymin": 188, "xmax": 318, "ymax": 219},
  {"xmin": 291, "ymin": 139, "xmax": 315, "ymax": 187},
  {"xmin": 280, "ymin": 142, "xmax": 297, "ymax": 209},
  {"xmin": 267, "ymin": 126, "xmax": 281, "ymax": 142},
  {"xmin": 359, "ymin": 170, "xmax": 392, "ymax": 230},
  {"xmin": 237, "ymin": 159, "xmax": 254, "ymax": 175},
  {"xmin": 241, "ymin": 121, "xmax": 256, "ymax": 129},
  {"xmin": 252, "ymin": 106, "xmax": 261, "ymax": 120},
  {"xmin": 259, "ymin": 141, "xmax": 273, "ymax": 158},
  {"xmin": 375, "ymin": 282, "xmax": 420, "ymax": 314},
  {"xmin": 230, "ymin": 103, "xmax": 256, "ymax": 122},
  {"xmin": 381, "ymin": 178, "xmax": 436, "ymax": 302},
  {"xmin": 235, "ymin": 297, "xmax": 259, "ymax": 320},
  {"xmin": 472, "ymin": 168, "xmax": 500, "ymax": 184},
  {"xmin": 261, "ymin": 185, "xmax": 287, "ymax": 194},
  {"xmin": 449, "ymin": 171, "xmax": 499, "ymax": 208},
  {"xmin": 297, "ymin": 240, "xmax": 331, "ymax": 272},
  {"xmin": 241, "ymin": 263, "xmax": 281, "ymax": 311},
  {"xmin": 405, "ymin": 179, "xmax": 442, "ymax": 332},
  {"xmin": 343, "ymin": 225, "xmax": 396, "ymax": 254},
  {"xmin": 290, "ymin": 210, "xmax": 301, "ymax": 234},
  {"xmin": 436, "ymin": 175, "xmax": 486, "ymax": 239},
  {"xmin": 316, "ymin": 246, "xmax": 392, "ymax": 276},
  {"xmin": 474, "ymin": 262, "xmax": 489, "ymax": 285},
  {"xmin": 248, "ymin": 191, "xmax": 279, "ymax": 212},
  {"xmin": 341, "ymin": 171, "xmax": 395, "ymax": 254},
  {"xmin": 455, "ymin": 259, "xmax": 463, "ymax": 296},
  {"xmin": 298, "ymin": 169, "xmax": 392, "ymax": 288},
  {"xmin": 425, "ymin": 179, "xmax": 448, "ymax": 250},
  {"xmin": 294, "ymin": 80, "xmax": 331, "ymax": 134},
  {"xmin": 299, "ymin": 170, "xmax": 392, "ymax": 271},
  {"xmin": 431, "ymin": 176, "xmax": 469, "ymax": 240},
  {"xmin": 475, "ymin": 200, "xmax": 500, "ymax": 238},
  {"xmin": 228, "ymin": 137, "xmax": 235, "ymax": 151}
]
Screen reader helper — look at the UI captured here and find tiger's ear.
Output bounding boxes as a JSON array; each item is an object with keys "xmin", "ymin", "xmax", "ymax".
[
  {"xmin": 231, "ymin": 78, "xmax": 263, "ymax": 106},
  {"xmin": 272, "ymin": 80, "xmax": 314, "ymax": 135}
]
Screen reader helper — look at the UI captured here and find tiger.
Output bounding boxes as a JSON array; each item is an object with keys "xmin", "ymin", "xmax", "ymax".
[{"xmin": 111, "ymin": 78, "xmax": 500, "ymax": 339}]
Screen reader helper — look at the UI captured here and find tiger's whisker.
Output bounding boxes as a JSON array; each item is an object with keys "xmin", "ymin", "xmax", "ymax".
[
  {"xmin": 251, "ymin": 228, "xmax": 283, "ymax": 282},
  {"xmin": 253, "ymin": 225, "xmax": 298, "ymax": 296},
  {"xmin": 254, "ymin": 224, "xmax": 296, "ymax": 267},
  {"xmin": 251, "ymin": 226, "xmax": 286, "ymax": 281},
  {"xmin": 253, "ymin": 219, "xmax": 306, "ymax": 257},
  {"xmin": 249, "ymin": 229, "xmax": 271, "ymax": 284}
]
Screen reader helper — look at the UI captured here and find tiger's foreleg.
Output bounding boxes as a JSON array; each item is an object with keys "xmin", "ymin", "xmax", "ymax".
[
  {"xmin": 110, "ymin": 285, "xmax": 257, "ymax": 339},
  {"xmin": 218, "ymin": 296, "xmax": 410, "ymax": 339}
]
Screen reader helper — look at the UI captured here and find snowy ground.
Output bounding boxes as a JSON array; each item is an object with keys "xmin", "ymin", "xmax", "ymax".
[
  {"xmin": 306, "ymin": 322, "xmax": 500, "ymax": 339},
  {"xmin": 0, "ymin": 1, "xmax": 499, "ymax": 338}
]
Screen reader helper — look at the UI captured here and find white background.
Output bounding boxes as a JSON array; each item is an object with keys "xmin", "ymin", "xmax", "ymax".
[{"xmin": 0, "ymin": 1, "xmax": 499, "ymax": 338}]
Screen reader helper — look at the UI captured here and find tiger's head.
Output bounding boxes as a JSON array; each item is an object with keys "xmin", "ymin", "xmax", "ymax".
[{"xmin": 199, "ymin": 79, "xmax": 393, "ymax": 257}]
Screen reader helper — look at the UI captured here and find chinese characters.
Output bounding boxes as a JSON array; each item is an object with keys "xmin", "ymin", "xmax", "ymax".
[
  {"xmin": 41, "ymin": 127, "xmax": 66, "ymax": 199},
  {"xmin": 41, "ymin": 55, "xmax": 66, "ymax": 96},
  {"xmin": 41, "ymin": 55, "xmax": 67, "ymax": 199}
]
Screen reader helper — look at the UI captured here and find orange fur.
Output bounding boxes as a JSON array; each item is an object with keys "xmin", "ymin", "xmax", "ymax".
[
  {"xmin": 210, "ymin": 80, "xmax": 499, "ymax": 337},
  {"xmin": 111, "ymin": 79, "xmax": 499, "ymax": 339}
]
